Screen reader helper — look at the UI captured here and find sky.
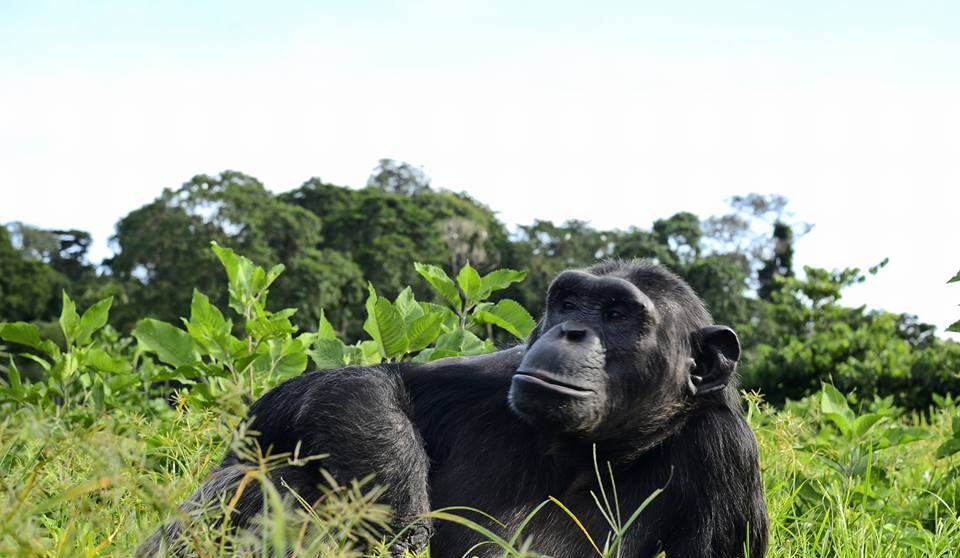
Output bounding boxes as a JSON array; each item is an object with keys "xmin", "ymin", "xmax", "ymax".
[{"xmin": 1, "ymin": 1, "xmax": 958, "ymax": 338}]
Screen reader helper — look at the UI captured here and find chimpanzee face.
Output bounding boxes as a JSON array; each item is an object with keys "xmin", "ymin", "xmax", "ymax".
[{"xmin": 508, "ymin": 263, "xmax": 740, "ymax": 438}]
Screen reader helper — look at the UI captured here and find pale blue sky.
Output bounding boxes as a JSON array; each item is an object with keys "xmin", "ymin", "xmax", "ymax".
[{"xmin": 2, "ymin": 1, "xmax": 958, "ymax": 337}]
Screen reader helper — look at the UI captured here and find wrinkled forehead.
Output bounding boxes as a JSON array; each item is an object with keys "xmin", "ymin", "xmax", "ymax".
[
  {"xmin": 584, "ymin": 262, "xmax": 712, "ymax": 325},
  {"xmin": 592, "ymin": 266, "xmax": 673, "ymax": 302},
  {"xmin": 548, "ymin": 270, "xmax": 649, "ymax": 302}
]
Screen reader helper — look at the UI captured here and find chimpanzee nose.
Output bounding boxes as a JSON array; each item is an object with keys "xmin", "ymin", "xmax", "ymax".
[{"xmin": 559, "ymin": 323, "xmax": 588, "ymax": 342}]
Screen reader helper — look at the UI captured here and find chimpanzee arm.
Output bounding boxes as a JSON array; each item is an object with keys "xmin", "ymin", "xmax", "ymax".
[
  {"xmin": 655, "ymin": 411, "xmax": 767, "ymax": 558},
  {"xmin": 244, "ymin": 366, "xmax": 434, "ymax": 551}
]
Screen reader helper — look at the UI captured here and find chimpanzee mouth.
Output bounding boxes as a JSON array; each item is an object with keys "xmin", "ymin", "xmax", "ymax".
[{"xmin": 512, "ymin": 369, "xmax": 595, "ymax": 397}]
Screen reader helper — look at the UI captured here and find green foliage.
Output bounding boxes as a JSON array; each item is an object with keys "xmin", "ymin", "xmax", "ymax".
[
  {"xmin": 1, "ymin": 241, "xmax": 536, "ymax": 414},
  {"xmin": 0, "ymin": 226, "xmax": 63, "ymax": 321},
  {"xmin": 309, "ymin": 261, "xmax": 531, "ymax": 366},
  {"xmin": 749, "ymin": 384, "xmax": 960, "ymax": 557},
  {"xmin": 105, "ymin": 172, "xmax": 331, "ymax": 331},
  {"xmin": 739, "ymin": 267, "xmax": 960, "ymax": 410},
  {"xmin": 0, "ymin": 292, "xmax": 135, "ymax": 410}
]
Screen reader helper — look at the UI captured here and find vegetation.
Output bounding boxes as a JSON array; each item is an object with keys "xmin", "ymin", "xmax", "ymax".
[{"xmin": 1, "ymin": 162, "xmax": 959, "ymax": 555}]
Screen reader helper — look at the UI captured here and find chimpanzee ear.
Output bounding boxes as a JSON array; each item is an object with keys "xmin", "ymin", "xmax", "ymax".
[{"xmin": 687, "ymin": 325, "xmax": 741, "ymax": 397}]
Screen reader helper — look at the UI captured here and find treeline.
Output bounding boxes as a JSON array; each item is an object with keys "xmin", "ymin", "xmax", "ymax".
[{"xmin": 2, "ymin": 160, "xmax": 958, "ymax": 409}]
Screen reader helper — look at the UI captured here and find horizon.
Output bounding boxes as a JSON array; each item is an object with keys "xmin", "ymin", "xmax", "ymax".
[{"xmin": 2, "ymin": 0, "xmax": 958, "ymax": 338}]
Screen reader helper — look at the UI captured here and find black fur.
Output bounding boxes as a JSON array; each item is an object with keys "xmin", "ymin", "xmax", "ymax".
[{"xmin": 138, "ymin": 261, "xmax": 767, "ymax": 557}]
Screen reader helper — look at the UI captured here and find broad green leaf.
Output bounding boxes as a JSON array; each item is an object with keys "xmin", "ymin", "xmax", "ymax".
[
  {"xmin": 251, "ymin": 266, "xmax": 267, "ymax": 292},
  {"xmin": 0, "ymin": 322, "xmax": 42, "ymax": 349},
  {"xmin": 406, "ymin": 313, "xmax": 443, "ymax": 352},
  {"xmin": 212, "ymin": 242, "xmax": 261, "ymax": 313},
  {"xmin": 414, "ymin": 348, "xmax": 461, "ymax": 362},
  {"xmin": 472, "ymin": 299, "xmax": 536, "ymax": 339},
  {"xmin": 852, "ymin": 413, "xmax": 884, "ymax": 437},
  {"xmin": 341, "ymin": 344, "xmax": 362, "ymax": 366},
  {"xmin": 362, "ymin": 284, "xmax": 408, "ymax": 359},
  {"xmin": 255, "ymin": 338, "xmax": 307, "ymax": 380},
  {"xmin": 820, "ymin": 383, "xmax": 853, "ymax": 434},
  {"xmin": 271, "ymin": 308, "xmax": 299, "ymax": 321},
  {"xmin": 317, "ymin": 309, "xmax": 338, "ymax": 341},
  {"xmin": 948, "ymin": 269, "xmax": 960, "ymax": 283},
  {"xmin": 211, "ymin": 242, "xmax": 242, "ymax": 287},
  {"xmin": 459, "ymin": 330, "xmax": 489, "ymax": 355},
  {"xmin": 479, "ymin": 269, "xmax": 527, "ymax": 299},
  {"xmin": 395, "ymin": 287, "xmax": 425, "ymax": 325},
  {"xmin": 948, "ymin": 319, "xmax": 960, "ymax": 333},
  {"xmin": 188, "ymin": 289, "xmax": 227, "ymax": 330},
  {"xmin": 184, "ymin": 290, "xmax": 233, "ymax": 351},
  {"xmin": 420, "ymin": 302, "xmax": 460, "ymax": 332},
  {"xmin": 310, "ymin": 338, "xmax": 347, "ymax": 369},
  {"xmin": 20, "ymin": 353, "xmax": 51, "ymax": 371},
  {"xmin": 148, "ymin": 364, "xmax": 200, "ymax": 383},
  {"xmin": 363, "ymin": 284, "xmax": 382, "ymax": 349},
  {"xmin": 374, "ymin": 298, "xmax": 408, "ymax": 359},
  {"xmin": 457, "ymin": 263, "xmax": 482, "ymax": 307},
  {"xmin": 434, "ymin": 329, "xmax": 466, "ymax": 351},
  {"xmin": 92, "ymin": 381, "xmax": 105, "ymax": 409},
  {"xmin": 85, "ymin": 347, "xmax": 130, "ymax": 374},
  {"xmin": 60, "ymin": 352, "xmax": 79, "ymax": 379},
  {"xmin": 41, "ymin": 339, "xmax": 60, "ymax": 359},
  {"xmin": 415, "ymin": 262, "xmax": 462, "ymax": 310},
  {"xmin": 879, "ymin": 426, "xmax": 931, "ymax": 449},
  {"xmin": 59, "ymin": 291, "xmax": 80, "ymax": 345},
  {"xmin": 106, "ymin": 374, "xmax": 139, "ymax": 393},
  {"xmin": 246, "ymin": 313, "xmax": 297, "ymax": 339},
  {"xmin": 133, "ymin": 318, "xmax": 198, "ymax": 368},
  {"xmin": 433, "ymin": 329, "xmax": 488, "ymax": 356},
  {"xmin": 936, "ymin": 437, "xmax": 960, "ymax": 459},
  {"xmin": 358, "ymin": 340, "xmax": 383, "ymax": 365},
  {"xmin": 264, "ymin": 263, "xmax": 285, "ymax": 290},
  {"xmin": 76, "ymin": 296, "xmax": 113, "ymax": 346},
  {"xmin": 7, "ymin": 359, "xmax": 22, "ymax": 390},
  {"xmin": 296, "ymin": 331, "xmax": 317, "ymax": 348}
]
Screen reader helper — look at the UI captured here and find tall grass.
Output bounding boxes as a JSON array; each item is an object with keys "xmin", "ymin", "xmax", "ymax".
[{"xmin": 1, "ymin": 389, "xmax": 959, "ymax": 556}]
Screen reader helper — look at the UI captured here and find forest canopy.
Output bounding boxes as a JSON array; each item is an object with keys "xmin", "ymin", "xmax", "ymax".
[{"xmin": 2, "ymin": 160, "xmax": 958, "ymax": 410}]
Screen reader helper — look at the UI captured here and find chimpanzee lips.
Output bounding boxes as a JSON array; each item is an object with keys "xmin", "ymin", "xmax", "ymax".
[{"xmin": 512, "ymin": 369, "xmax": 595, "ymax": 397}]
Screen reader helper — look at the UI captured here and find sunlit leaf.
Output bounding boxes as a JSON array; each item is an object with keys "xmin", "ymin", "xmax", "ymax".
[
  {"xmin": 133, "ymin": 318, "xmax": 198, "ymax": 368},
  {"xmin": 0, "ymin": 322, "xmax": 43, "ymax": 349},
  {"xmin": 406, "ymin": 313, "xmax": 443, "ymax": 352},
  {"xmin": 76, "ymin": 296, "xmax": 113, "ymax": 346},
  {"xmin": 472, "ymin": 299, "xmax": 536, "ymax": 339},
  {"xmin": 58, "ymin": 291, "xmax": 80, "ymax": 345},
  {"xmin": 415, "ymin": 262, "xmax": 462, "ymax": 310},
  {"xmin": 456, "ymin": 262, "xmax": 482, "ymax": 308}
]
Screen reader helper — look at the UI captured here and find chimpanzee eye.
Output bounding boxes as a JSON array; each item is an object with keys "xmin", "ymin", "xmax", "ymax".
[
  {"xmin": 560, "ymin": 300, "xmax": 577, "ymax": 312},
  {"xmin": 604, "ymin": 308, "xmax": 627, "ymax": 322}
]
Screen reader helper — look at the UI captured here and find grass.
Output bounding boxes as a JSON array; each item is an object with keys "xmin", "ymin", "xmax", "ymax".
[{"xmin": 1, "ymin": 391, "xmax": 959, "ymax": 557}]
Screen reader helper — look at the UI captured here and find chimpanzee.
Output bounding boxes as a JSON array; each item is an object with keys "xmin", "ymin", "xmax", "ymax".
[{"xmin": 138, "ymin": 260, "xmax": 768, "ymax": 557}]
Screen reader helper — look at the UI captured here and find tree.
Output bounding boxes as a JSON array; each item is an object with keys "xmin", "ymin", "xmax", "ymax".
[
  {"xmin": 270, "ymin": 249, "xmax": 366, "ymax": 336},
  {"xmin": 757, "ymin": 222, "xmax": 795, "ymax": 300},
  {"xmin": 282, "ymin": 176, "xmax": 513, "ymax": 333},
  {"xmin": 6, "ymin": 223, "xmax": 100, "ymax": 294},
  {"xmin": 0, "ymin": 225, "xmax": 62, "ymax": 321},
  {"xmin": 367, "ymin": 158, "xmax": 431, "ymax": 196},
  {"xmin": 106, "ymin": 171, "xmax": 328, "ymax": 329}
]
